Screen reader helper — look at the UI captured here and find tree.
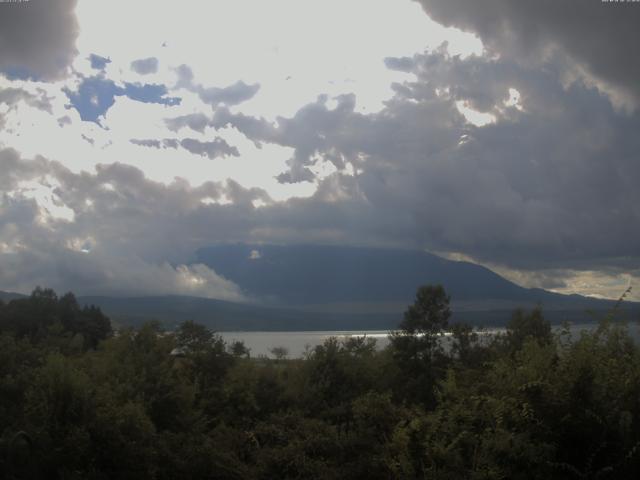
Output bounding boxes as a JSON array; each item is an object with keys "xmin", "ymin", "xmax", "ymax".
[
  {"xmin": 505, "ymin": 306, "xmax": 552, "ymax": 353},
  {"xmin": 176, "ymin": 320, "xmax": 215, "ymax": 353},
  {"xmin": 450, "ymin": 322, "xmax": 481, "ymax": 366},
  {"xmin": 399, "ymin": 284, "xmax": 451, "ymax": 336},
  {"xmin": 269, "ymin": 346, "xmax": 289, "ymax": 361},
  {"xmin": 229, "ymin": 340, "xmax": 250, "ymax": 358},
  {"xmin": 0, "ymin": 288, "xmax": 111, "ymax": 349},
  {"xmin": 390, "ymin": 285, "xmax": 451, "ymax": 407}
]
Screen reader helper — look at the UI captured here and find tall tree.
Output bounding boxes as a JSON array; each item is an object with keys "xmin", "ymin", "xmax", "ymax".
[{"xmin": 390, "ymin": 285, "xmax": 451, "ymax": 407}]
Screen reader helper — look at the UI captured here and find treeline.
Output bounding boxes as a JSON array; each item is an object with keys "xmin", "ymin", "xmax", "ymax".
[{"xmin": 1, "ymin": 286, "xmax": 640, "ymax": 479}]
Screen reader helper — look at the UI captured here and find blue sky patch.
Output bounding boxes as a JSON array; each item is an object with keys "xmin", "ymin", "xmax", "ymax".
[
  {"xmin": 123, "ymin": 82, "xmax": 181, "ymax": 106},
  {"xmin": 89, "ymin": 54, "xmax": 111, "ymax": 71},
  {"xmin": 65, "ymin": 76, "xmax": 181, "ymax": 124},
  {"xmin": 65, "ymin": 76, "xmax": 121, "ymax": 123},
  {"xmin": 2, "ymin": 66, "xmax": 38, "ymax": 81}
]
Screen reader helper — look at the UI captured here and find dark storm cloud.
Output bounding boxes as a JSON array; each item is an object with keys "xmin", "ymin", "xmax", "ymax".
[
  {"xmin": 0, "ymin": 0, "xmax": 79, "ymax": 80},
  {"xmin": 414, "ymin": 0, "xmax": 640, "ymax": 108},
  {"xmin": 201, "ymin": 49, "xmax": 640, "ymax": 274},
  {"xmin": 130, "ymin": 57, "xmax": 159, "ymax": 75}
]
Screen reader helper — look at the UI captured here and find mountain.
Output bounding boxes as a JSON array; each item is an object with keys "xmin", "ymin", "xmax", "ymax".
[
  {"xmin": 194, "ymin": 244, "xmax": 624, "ymax": 310},
  {"xmin": 163, "ymin": 243, "xmax": 637, "ymax": 330},
  {"xmin": 3, "ymin": 244, "xmax": 638, "ymax": 331}
]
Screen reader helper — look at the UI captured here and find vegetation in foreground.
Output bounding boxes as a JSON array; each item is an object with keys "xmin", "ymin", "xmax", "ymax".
[{"xmin": 1, "ymin": 285, "xmax": 640, "ymax": 479}]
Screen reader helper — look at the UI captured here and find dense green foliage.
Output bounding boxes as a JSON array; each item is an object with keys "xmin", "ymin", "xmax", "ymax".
[{"xmin": 1, "ymin": 286, "xmax": 640, "ymax": 479}]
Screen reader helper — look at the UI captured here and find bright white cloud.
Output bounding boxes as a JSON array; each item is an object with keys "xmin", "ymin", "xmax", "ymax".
[{"xmin": 75, "ymin": 0, "xmax": 482, "ymax": 117}]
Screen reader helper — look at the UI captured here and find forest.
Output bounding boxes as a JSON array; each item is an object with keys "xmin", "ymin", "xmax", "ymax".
[{"xmin": 1, "ymin": 285, "xmax": 640, "ymax": 479}]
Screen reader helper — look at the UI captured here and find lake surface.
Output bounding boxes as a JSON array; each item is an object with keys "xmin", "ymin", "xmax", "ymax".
[
  {"xmin": 220, "ymin": 322, "xmax": 640, "ymax": 358},
  {"xmin": 220, "ymin": 330, "xmax": 392, "ymax": 358}
]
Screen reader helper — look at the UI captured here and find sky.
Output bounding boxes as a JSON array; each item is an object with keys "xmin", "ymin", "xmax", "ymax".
[{"xmin": 0, "ymin": 0, "xmax": 639, "ymax": 301}]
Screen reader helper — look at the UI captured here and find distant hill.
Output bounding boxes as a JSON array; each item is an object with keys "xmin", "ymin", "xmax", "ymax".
[
  {"xmin": 76, "ymin": 295, "xmax": 398, "ymax": 331},
  {"xmin": 0, "ymin": 291, "xmax": 26, "ymax": 303},
  {"xmin": 76, "ymin": 294, "xmax": 639, "ymax": 332}
]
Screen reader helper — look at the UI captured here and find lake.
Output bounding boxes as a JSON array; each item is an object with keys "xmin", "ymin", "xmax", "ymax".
[
  {"xmin": 219, "ymin": 322, "xmax": 640, "ymax": 358},
  {"xmin": 219, "ymin": 330, "xmax": 392, "ymax": 358}
]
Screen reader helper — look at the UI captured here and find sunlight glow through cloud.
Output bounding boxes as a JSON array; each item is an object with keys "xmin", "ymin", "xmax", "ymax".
[
  {"xmin": 15, "ymin": 178, "xmax": 75, "ymax": 223},
  {"xmin": 455, "ymin": 100, "xmax": 496, "ymax": 127}
]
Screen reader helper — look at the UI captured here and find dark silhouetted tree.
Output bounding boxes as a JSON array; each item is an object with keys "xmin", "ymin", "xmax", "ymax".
[{"xmin": 390, "ymin": 284, "xmax": 451, "ymax": 407}]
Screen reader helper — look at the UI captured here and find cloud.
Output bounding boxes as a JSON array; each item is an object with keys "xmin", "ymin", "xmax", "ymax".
[
  {"xmin": 130, "ymin": 139, "xmax": 165, "ymax": 149},
  {"xmin": 198, "ymin": 80, "xmax": 261, "ymax": 107},
  {"xmin": 0, "ymin": 245, "xmax": 246, "ymax": 301},
  {"xmin": 57, "ymin": 116, "xmax": 72, "ymax": 127},
  {"xmin": 0, "ymin": 86, "xmax": 53, "ymax": 130},
  {"xmin": 165, "ymin": 113, "xmax": 211, "ymax": 133},
  {"xmin": 130, "ymin": 137, "xmax": 239, "ymax": 159},
  {"xmin": 0, "ymin": 87, "xmax": 53, "ymax": 113},
  {"xmin": 0, "ymin": 0, "xmax": 79, "ymax": 80},
  {"xmin": 34, "ymin": 47, "xmax": 640, "ymax": 283},
  {"xmin": 414, "ymin": 0, "xmax": 640, "ymax": 110},
  {"xmin": 130, "ymin": 57, "xmax": 159, "ymax": 75},
  {"xmin": 209, "ymin": 95, "xmax": 370, "ymax": 182},
  {"xmin": 0, "ymin": 149, "xmax": 252, "ymax": 300},
  {"xmin": 179, "ymin": 138, "xmax": 239, "ymax": 159},
  {"xmin": 165, "ymin": 109, "xmax": 277, "ymax": 148},
  {"xmin": 2, "ymin": 9, "xmax": 639, "ymax": 302},
  {"xmin": 175, "ymin": 64, "xmax": 260, "ymax": 107},
  {"xmin": 122, "ymin": 82, "xmax": 180, "ymax": 106},
  {"xmin": 202, "ymin": 49, "xmax": 640, "ymax": 277},
  {"xmin": 160, "ymin": 47, "xmax": 640, "ymax": 283}
]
